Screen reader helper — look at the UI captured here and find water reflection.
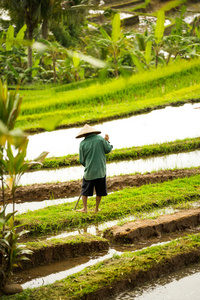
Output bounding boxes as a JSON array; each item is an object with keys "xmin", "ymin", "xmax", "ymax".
[
  {"xmin": 26, "ymin": 103, "xmax": 200, "ymax": 159},
  {"xmin": 18, "ymin": 150, "xmax": 200, "ymax": 185},
  {"xmin": 21, "ymin": 248, "xmax": 122, "ymax": 289},
  {"xmin": 17, "ymin": 240, "xmax": 171, "ymax": 289},
  {"xmin": 46, "ymin": 215, "xmax": 137, "ymax": 240},
  {"xmin": 112, "ymin": 264, "xmax": 200, "ymax": 300},
  {"xmin": 0, "ymin": 9, "xmax": 10, "ymax": 21},
  {"xmin": 17, "ymin": 239, "xmax": 181, "ymax": 290},
  {"xmin": 5, "ymin": 196, "xmax": 77, "ymax": 215}
]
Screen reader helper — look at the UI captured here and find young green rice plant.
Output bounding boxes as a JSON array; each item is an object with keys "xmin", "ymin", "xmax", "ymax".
[
  {"xmin": 15, "ymin": 58, "xmax": 200, "ymax": 131},
  {"xmin": 29, "ymin": 137, "xmax": 200, "ymax": 170},
  {"xmin": 130, "ymin": 0, "xmax": 151, "ymax": 12},
  {"xmin": 14, "ymin": 174, "xmax": 200, "ymax": 236},
  {"xmin": 19, "ymin": 58, "xmax": 200, "ymax": 116},
  {"xmin": 153, "ymin": 0, "xmax": 187, "ymax": 15}
]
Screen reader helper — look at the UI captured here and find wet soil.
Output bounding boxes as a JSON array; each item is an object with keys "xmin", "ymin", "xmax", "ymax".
[
  {"xmin": 7, "ymin": 165, "xmax": 198, "ymax": 292},
  {"xmin": 16, "ymin": 208, "xmax": 200, "ymax": 271},
  {"xmin": 1, "ymin": 168, "xmax": 200, "ymax": 204},
  {"xmin": 16, "ymin": 234, "xmax": 109, "ymax": 270},
  {"xmin": 103, "ymin": 208, "xmax": 200, "ymax": 243},
  {"xmin": 87, "ymin": 250, "xmax": 200, "ymax": 300}
]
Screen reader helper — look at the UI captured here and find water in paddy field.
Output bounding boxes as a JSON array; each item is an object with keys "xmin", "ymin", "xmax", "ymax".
[
  {"xmin": 111, "ymin": 263, "xmax": 200, "ymax": 300},
  {"xmin": 13, "ymin": 232, "xmax": 200, "ymax": 291},
  {"xmin": 19, "ymin": 248, "xmax": 122, "ymax": 289},
  {"xmin": 26, "ymin": 103, "xmax": 200, "ymax": 160},
  {"xmin": 18, "ymin": 150, "xmax": 200, "ymax": 185},
  {"xmin": 5, "ymin": 103, "xmax": 200, "ymax": 295}
]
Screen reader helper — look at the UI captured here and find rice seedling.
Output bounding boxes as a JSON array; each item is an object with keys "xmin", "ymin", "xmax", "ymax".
[
  {"xmin": 16, "ymin": 59, "xmax": 200, "ymax": 131},
  {"xmin": 15, "ymin": 174, "xmax": 200, "ymax": 236}
]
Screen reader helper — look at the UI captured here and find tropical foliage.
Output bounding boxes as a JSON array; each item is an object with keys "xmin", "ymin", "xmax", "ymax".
[
  {"xmin": 0, "ymin": 81, "xmax": 48, "ymax": 290},
  {"xmin": 0, "ymin": 3, "xmax": 200, "ymax": 84},
  {"xmin": 0, "ymin": 210, "xmax": 32, "ymax": 289},
  {"xmin": 0, "ymin": 0, "xmax": 199, "ymax": 295}
]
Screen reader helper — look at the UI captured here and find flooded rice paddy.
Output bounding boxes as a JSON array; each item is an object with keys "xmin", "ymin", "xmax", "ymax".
[
  {"xmin": 3, "ymin": 102, "xmax": 200, "ymax": 296},
  {"xmin": 27, "ymin": 103, "xmax": 200, "ymax": 160},
  {"xmin": 134, "ymin": 12, "xmax": 200, "ymax": 33},
  {"xmin": 18, "ymin": 248, "xmax": 122, "ymax": 289},
  {"xmin": 1, "ymin": 3, "xmax": 200, "ymax": 298},
  {"xmin": 14, "ymin": 231, "xmax": 200, "ymax": 291},
  {"xmin": 111, "ymin": 263, "xmax": 200, "ymax": 300},
  {"xmin": 18, "ymin": 150, "xmax": 200, "ymax": 185}
]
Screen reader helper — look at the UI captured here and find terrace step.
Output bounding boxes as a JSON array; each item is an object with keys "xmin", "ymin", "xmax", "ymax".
[
  {"xmin": 16, "ymin": 233, "xmax": 109, "ymax": 270},
  {"xmin": 103, "ymin": 208, "xmax": 200, "ymax": 243},
  {"xmin": 1, "ymin": 168, "xmax": 200, "ymax": 203}
]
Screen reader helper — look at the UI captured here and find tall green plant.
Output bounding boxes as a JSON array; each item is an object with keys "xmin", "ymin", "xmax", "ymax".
[
  {"xmin": 0, "ymin": 25, "xmax": 28, "ymax": 84},
  {"xmin": 0, "ymin": 81, "xmax": 48, "ymax": 293},
  {"xmin": 0, "ymin": 208, "xmax": 32, "ymax": 290},
  {"xmin": 98, "ymin": 14, "xmax": 132, "ymax": 77},
  {"xmin": 0, "ymin": 80, "xmax": 26, "ymax": 228},
  {"xmin": 132, "ymin": 32, "xmax": 154, "ymax": 71},
  {"xmin": 154, "ymin": 11, "xmax": 165, "ymax": 68},
  {"xmin": 0, "ymin": 207, "xmax": 16, "ymax": 287},
  {"xmin": 0, "ymin": 81, "xmax": 22, "ymax": 129},
  {"xmin": 5, "ymin": 141, "xmax": 48, "ymax": 216},
  {"xmin": 163, "ymin": 7, "xmax": 200, "ymax": 64}
]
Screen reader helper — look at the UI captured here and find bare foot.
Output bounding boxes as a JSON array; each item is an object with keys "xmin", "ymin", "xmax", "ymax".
[
  {"xmin": 76, "ymin": 208, "xmax": 87, "ymax": 213},
  {"xmin": 95, "ymin": 208, "xmax": 101, "ymax": 214}
]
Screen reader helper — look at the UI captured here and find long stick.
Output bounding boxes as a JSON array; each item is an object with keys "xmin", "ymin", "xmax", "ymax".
[{"xmin": 73, "ymin": 193, "xmax": 82, "ymax": 210}]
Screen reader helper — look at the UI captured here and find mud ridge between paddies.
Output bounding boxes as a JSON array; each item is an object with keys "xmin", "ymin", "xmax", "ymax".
[
  {"xmin": 13, "ymin": 208, "xmax": 200, "ymax": 271},
  {"xmin": 2, "ymin": 234, "xmax": 200, "ymax": 299},
  {"xmin": 1, "ymin": 167, "xmax": 200, "ymax": 204}
]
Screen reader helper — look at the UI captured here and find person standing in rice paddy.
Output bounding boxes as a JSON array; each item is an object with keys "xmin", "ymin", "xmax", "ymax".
[{"xmin": 76, "ymin": 124, "xmax": 113, "ymax": 213}]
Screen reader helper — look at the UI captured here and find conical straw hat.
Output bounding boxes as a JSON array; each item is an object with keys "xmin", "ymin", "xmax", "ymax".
[{"xmin": 76, "ymin": 124, "xmax": 101, "ymax": 138}]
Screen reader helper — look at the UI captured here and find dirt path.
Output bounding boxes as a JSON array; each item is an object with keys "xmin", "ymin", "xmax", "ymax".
[{"xmin": 1, "ymin": 168, "xmax": 200, "ymax": 204}]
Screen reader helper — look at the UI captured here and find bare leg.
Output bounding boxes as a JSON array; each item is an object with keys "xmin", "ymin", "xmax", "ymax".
[
  {"xmin": 77, "ymin": 195, "xmax": 87, "ymax": 213},
  {"xmin": 95, "ymin": 196, "xmax": 101, "ymax": 213}
]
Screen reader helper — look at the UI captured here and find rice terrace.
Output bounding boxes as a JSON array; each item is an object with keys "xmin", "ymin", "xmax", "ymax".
[{"xmin": 0, "ymin": 0, "xmax": 200, "ymax": 299}]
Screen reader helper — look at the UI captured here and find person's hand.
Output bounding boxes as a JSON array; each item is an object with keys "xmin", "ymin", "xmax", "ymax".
[{"xmin": 104, "ymin": 134, "xmax": 109, "ymax": 141}]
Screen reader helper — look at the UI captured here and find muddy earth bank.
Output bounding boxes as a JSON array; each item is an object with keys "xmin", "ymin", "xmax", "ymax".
[{"xmin": 1, "ymin": 168, "xmax": 200, "ymax": 204}]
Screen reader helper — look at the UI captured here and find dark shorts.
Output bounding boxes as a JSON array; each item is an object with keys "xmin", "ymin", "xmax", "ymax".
[{"xmin": 81, "ymin": 176, "xmax": 107, "ymax": 197}]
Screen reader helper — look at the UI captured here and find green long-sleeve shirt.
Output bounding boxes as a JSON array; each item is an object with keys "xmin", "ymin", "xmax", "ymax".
[{"xmin": 79, "ymin": 134, "xmax": 113, "ymax": 180}]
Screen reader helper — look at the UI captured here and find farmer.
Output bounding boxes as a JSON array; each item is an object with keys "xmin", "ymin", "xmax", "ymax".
[{"xmin": 76, "ymin": 124, "xmax": 113, "ymax": 213}]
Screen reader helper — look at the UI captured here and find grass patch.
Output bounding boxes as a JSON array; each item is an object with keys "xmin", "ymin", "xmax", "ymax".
[
  {"xmin": 129, "ymin": 0, "xmax": 151, "ymax": 12},
  {"xmin": 24, "ymin": 233, "xmax": 108, "ymax": 250},
  {"xmin": 15, "ymin": 174, "xmax": 200, "ymax": 236},
  {"xmin": 153, "ymin": 0, "xmax": 187, "ymax": 15},
  {"xmin": 2, "ymin": 233, "xmax": 200, "ymax": 299}
]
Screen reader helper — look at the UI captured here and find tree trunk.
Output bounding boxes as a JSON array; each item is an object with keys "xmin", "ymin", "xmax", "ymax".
[
  {"xmin": 42, "ymin": 17, "xmax": 48, "ymax": 40},
  {"xmin": 26, "ymin": 7, "xmax": 35, "ymax": 79},
  {"xmin": 27, "ymin": 46, "xmax": 33, "ymax": 69},
  {"xmin": 27, "ymin": 25, "xmax": 34, "ymax": 81}
]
